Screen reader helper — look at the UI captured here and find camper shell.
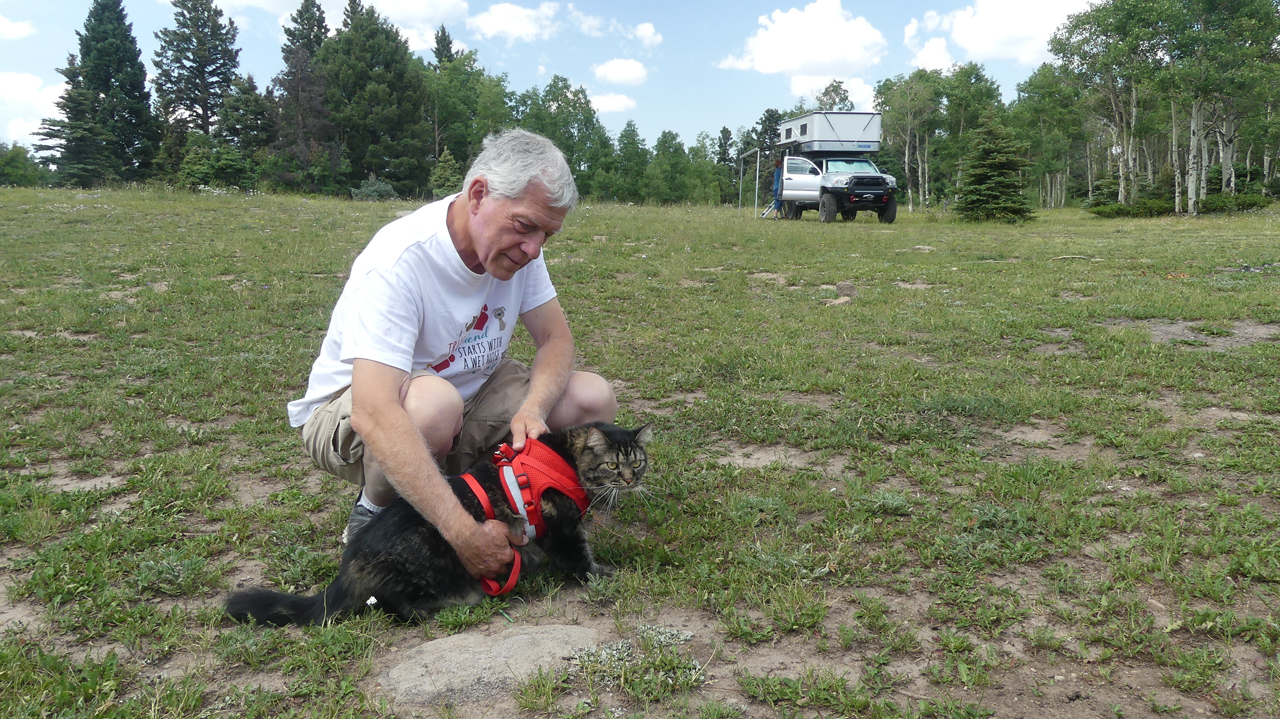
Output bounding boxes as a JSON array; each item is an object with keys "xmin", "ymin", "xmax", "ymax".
[{"xmin": 775, "ymin": 111, "xmax": 896, "ymax": 223}]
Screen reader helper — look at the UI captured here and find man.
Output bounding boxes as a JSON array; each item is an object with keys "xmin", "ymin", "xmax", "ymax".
[{"xmin": 286, "ymin": 129, "xmax": 618, "ymax": 581}]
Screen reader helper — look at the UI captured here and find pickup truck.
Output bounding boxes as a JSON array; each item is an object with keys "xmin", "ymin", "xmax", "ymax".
[{"xmin": 778, "ymin": 154, "xmax": 897, "ymax": 223}]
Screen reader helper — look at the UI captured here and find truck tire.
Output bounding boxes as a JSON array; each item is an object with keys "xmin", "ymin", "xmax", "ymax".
[
  {"xmin": 819, "ymin": 194, "xmax": 837, "ymax": 223},
  {"xmin": 878, "ymin": 195, "xmax": 897, "ymax": 224},
  {"xmin": 841, "ymin": 209, "xmax": 857, "ymax": 221}
]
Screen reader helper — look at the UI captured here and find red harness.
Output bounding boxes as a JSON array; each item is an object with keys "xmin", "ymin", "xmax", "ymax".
[{"xmin": 461, "ymin": 438, "xmax": 588, "ymax": 596}]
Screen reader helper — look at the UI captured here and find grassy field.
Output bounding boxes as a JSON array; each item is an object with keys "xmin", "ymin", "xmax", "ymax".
[{"xmin": 2, "ymin": 186, "xmax": 1280, "ymax": 718}]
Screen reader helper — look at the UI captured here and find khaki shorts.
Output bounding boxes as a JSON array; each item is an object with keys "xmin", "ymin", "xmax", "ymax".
[{"xmin": 300, "ymin": 358, "xmax": 533, "ymax": 483}]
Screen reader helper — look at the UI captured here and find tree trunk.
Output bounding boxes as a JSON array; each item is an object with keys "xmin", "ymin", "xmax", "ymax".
[
  {"xmin": 1171, "ymin": 101, "xmax": 1182, "ymax": 214},
  {"xmin": 1187, "ymin": 100, "xmax": 1201, "ymax": 213},
  {"xmin": 1086, "ymin": 139, "xmax": 1094, "ymax": 202},
  {"xmin": 904, "ymin": 131, "xmax": 913, "ymax": 212}
]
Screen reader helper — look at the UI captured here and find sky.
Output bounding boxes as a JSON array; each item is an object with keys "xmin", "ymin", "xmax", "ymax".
[{"xmin": 0, "ymin": 0, "xmax": 1096, "ymax": 152}]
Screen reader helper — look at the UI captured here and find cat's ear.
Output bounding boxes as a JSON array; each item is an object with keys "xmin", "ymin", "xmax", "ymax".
[
  {"xmin": 633, "ymin": 424, "xmax": 653, "ymax": 447},
  {"xmin": 586, "ymin": 427, "xmax": 612, "ymax": 452}
]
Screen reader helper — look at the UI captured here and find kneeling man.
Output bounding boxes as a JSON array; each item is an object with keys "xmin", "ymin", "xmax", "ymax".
[{"xmin": 286, "ymin": 129, "xmax": 617, "ymax": 582}]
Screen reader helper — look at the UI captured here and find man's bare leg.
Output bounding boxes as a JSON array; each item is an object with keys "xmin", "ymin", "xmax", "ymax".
[
  {"xmin": 361, "ymin": 375, "xmax": 464, "ymax": 507},
  {"xmin": 546, "ymin": 372, "xmax": 618, "ymax": 430}
]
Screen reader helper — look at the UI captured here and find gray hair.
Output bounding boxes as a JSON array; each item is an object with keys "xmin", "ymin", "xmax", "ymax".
[{"xmin": 461, "ymin": 128, "xmax": 578, "ymax": 210}]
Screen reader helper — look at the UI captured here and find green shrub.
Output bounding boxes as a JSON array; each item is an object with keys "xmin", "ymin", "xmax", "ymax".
[
  {"xmin": 1087, "ymin": 198, "xmax": 1175, "ymax": 218},
  {"xmin": 350, "ymin": 177, "xmax": 398, "ymax": 201},
  {"xmin": 1198, "ymin": 194, "xmax": 1272, "ymax": 214}
]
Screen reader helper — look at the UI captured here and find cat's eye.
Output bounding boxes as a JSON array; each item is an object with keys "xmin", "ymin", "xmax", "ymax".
[
  {"xmin": 632, "ymin": 460, "xmax": 643, "ymax": 468},
  {"xmin": 606, "ymin": 462, "xmax": 618, "ymax": 470}
]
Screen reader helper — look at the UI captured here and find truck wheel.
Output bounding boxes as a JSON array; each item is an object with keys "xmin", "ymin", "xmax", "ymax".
[
  {"xmin": 841, "ymin": 209, "xmax": 857, "ymax": 221},
  {"xmin": 877, "ymin": 196, "xmax": 897, "ymax": 224},
  {"xmin": 818, "ymin": 194, "xmax": 837, "ymax": 223}
]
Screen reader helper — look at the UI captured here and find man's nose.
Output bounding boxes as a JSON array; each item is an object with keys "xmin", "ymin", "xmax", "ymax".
[{"xmin": 521, "ymin": 235, "xmax": 545, "ymax": 259}]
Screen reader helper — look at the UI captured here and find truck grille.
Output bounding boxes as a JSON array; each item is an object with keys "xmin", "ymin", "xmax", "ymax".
[{"xmin": 851, "ymin": 177, "xmax": 885, "ymax": 188}]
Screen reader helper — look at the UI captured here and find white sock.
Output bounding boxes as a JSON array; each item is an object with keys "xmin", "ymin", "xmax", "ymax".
[{"xmin": 357, "ymin": 490, "xmax": 386, "ymax": 513}]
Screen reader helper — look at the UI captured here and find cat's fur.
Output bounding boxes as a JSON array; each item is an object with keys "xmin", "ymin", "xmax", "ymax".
[{"xmin": 226, "ymin": 422, "xmax": 650, "ymax": 626}]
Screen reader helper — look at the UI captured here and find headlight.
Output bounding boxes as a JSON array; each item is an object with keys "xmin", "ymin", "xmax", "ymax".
[
  {"xmin": 885, "ymin": 175, "xmax": 897, "ymax": 188},
  {"xmin": 832, "ymin": 177, "xmax": 849, "ymax": 187}
]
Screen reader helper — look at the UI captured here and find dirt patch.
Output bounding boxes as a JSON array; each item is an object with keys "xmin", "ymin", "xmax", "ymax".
[
  {"xmin": 1058, "ymin": 291, "xmax": 1091, "ymax": 301},
  {"xmin": 985, "ymin": 420, "xmax": 1103, "ymax": 464},
  {"xmin": 777, "ymin": 391, "xmax": 839, "ymax": 411},
  {"xmin": 1104, "ymin": 318, "xmax": 1280, "ymax": 351},
  {"xmin": 748, "ymin": 272, "xmax": 787, "ymax": 285},
  {"xmin": 712, "ymin": 443, "xmax": 846, "ymax": 476},
  {"xmin": 625, "ymin": 391, "xmax": 708, "ymax": 418},
  {"xmin": 893, "ymin": 281, "xmax": 936, "ymax": 290},
  {"xmin": 677, "ymin": 278, "xmax": 706, "ymax": 288}
]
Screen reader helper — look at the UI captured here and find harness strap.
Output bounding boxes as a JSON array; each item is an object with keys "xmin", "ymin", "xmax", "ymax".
[{"xmin": 461, "ymin": 472, "xmax": 521, "ymax": 597}]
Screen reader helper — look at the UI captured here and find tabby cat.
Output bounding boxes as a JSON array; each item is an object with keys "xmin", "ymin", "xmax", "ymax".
[{"xmin": 226, "ymin": 422, "xmax": 650, "ymax": 626}]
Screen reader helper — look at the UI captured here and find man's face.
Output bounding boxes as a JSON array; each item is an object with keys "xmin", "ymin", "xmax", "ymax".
[{"xmin": 467, "ymin": 181, "xmax": 568, "ymax": 281}]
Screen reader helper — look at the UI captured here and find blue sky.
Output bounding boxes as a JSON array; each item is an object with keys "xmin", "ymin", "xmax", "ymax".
[{"xmin": 0, "ymin": 0, "xmax": 1095, "ymax": 151}]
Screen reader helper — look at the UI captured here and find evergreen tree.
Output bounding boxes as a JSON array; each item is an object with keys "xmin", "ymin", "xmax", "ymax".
[
  {"xmin": 431, "ymin": 25, "xmax": 459, "ymax": 66},
  {"xmin": 429, "ymin": 147, "xmax": 464, "ymax": 198},
  {"xmin": 282, "ymin": 0, "xmax": 328, "ymax": 61},
  {"xmin": 955, "ymin": 111, "xmax": 1033, "ymax": 223},
  {"xmin": 315, "ymin": 0, "xmax": 430, "ymax": 194},
  {"xmin": 153, "ymin": 0, "xmax": 241, "ymax": 136},
  {"xmin": 77, "ymin": 0, "xmax": 159, "ymax": 179},
  {"xmin": 644, "ymin": 130, "xmax": 689, "ymax": 204},
  {"xmin": 35, "ymin": 56, "xmax": 122, "ymax": 187},
  {"xmin": 217, "ymin": 75, "xmax": 277, "ymax": 154},
  {"xmin": 716, "ymin": 127, "xmax": 734, "ymax": 167}
]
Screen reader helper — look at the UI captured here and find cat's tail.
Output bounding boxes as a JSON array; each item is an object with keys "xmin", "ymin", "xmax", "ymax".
[{"xmin": 225, "ymin": 578, "xmax": 362, "ymax": 626}]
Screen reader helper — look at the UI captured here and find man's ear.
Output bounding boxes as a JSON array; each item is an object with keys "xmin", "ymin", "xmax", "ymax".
[{"xmin": 465, "ymin": 176, "xmax": 488, "ymax": 213}]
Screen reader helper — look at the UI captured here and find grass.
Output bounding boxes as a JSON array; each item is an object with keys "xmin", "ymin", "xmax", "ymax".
[{"xmin": 2, "ymin": 186, "xmax": 1280, "ymax": 716}]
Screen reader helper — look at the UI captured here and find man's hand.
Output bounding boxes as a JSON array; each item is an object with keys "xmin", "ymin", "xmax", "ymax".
[
  {"xmin": 447, "ymin": 518, "xmax": 530, "ymax": 579},
  {"xmin": 510, "ymin": 405, "xmax": 549, "ymax": 451}
]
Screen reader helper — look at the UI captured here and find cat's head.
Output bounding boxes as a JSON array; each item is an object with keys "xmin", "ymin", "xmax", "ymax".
[{"xmin": 565, "ymin": 422, "xmax": 652, "ymax": 508}]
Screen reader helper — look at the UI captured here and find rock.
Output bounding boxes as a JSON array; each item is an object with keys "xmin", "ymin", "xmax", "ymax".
[
  {"xmin": 834, "ymin": 281, "xmax": 857, "ymax": 298},
  {"xmin": 822, "ymin": 296, "xmax": 852, "ymax": 306},
  {"xmin": 384, "ymin": 624, "xmax": 598, "ymax": 710},
  {"xmin": 395, "ymin": 210, "xmax": 414, "ymax": 218}
]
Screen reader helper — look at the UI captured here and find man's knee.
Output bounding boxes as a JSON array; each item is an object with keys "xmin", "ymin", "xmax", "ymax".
[
  {"xmin": 551, "ymin": 372, "xmax": 617, "ymax": 427},
  {"xmin": 403, "ymin": 374, "xmax": 464, "ymax": 451}
]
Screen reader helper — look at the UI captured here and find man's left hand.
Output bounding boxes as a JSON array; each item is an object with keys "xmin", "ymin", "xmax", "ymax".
[{"xmin": 510, "ymin": 405, "xmax": 548, "ymax": 451}]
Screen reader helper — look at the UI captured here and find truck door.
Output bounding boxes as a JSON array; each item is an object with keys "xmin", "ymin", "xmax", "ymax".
[{"xmin": 780, "ymin": 156, "xmax": 820, "ymax": 202}]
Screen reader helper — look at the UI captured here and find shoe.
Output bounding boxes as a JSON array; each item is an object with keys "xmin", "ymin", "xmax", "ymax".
[{"xmin": 340, "ymin": 496, "xmax": 379, "ymax": 545}]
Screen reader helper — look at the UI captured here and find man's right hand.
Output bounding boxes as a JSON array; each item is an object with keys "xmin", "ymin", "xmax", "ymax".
[{"xmin": 449, "ymin": 518, "xmax": 530, "ymax": 579}]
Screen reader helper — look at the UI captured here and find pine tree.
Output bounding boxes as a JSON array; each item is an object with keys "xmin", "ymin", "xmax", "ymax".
[
  {"xmin": 955, "ymin": 111, "xmax": 1033, "ymax": 223},
  {"xmin": 315, "ymin": 0, "xmax": 430, "ymax": 194},
  {"xmin": 615, "ymin": 120, "xmax": 650, "ymax": 202},
  {"xmin": 217, "ymin": 75, "xmax": 277, "ymax": 154},
  {"xmin": 429, "ymin": 147, "xmax": 463, "ymax": 198},
  {"xmin": 77, "ymin": 0, "xmax": 160, "ymax": 179},
  {"xmin": 35, "ymin": 57, "xmax": 122, "ymax": 187},
  {"xmin": 153, "ymin": 0, "xmax": 240, "ymax": 136},
  {"xmin": 431, "ymin": 25, "xmax": 459, "ymax": 66},
  {"xmin": 282, "ymin": 0, "xmax": 328, "ymax": 61}
]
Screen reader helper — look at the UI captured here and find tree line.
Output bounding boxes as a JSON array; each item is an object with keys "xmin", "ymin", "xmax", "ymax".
[
  {"xmin": 872, "ymin": 0, "xmax": 1280, "ymax": 216},
  {"xmin": 7, "ymin": 0, "xmax": 742, "ymax": 204},
  {"xmin": 6, "ymin": 0, "xmax": 1277, "ymax": 214}
]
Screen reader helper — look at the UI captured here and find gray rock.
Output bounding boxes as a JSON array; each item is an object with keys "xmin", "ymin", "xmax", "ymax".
[
  {"xmin": 834, "ymin": 281, "xmax": 857, "ymax": 298},
  {"xmin": 385, "ymin": 624, "xmax": 598, "ymax": 710}
]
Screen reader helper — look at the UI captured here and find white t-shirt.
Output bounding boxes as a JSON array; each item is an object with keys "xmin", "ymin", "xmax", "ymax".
[{"xmin": 286, "ymin": 194, "xmax": 558, "ymax": 427}]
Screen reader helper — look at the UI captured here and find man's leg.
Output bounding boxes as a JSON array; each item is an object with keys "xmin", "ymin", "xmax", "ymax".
[
  {"xmin": 360, "ymin": 374, "xmax": 464, "ymax": 507},
  {"xmin": 546, "ymin": 372, "xmax": 618, "ymax": 430}
]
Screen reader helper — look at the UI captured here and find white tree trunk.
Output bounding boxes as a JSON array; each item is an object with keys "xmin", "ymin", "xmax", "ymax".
[
  {"xmin": 1172, "ymin": 101, "xmax": 1182, "ymax": 214},
  {"xmin": 1187, "ymin": 100, "xmax": 1201, "ymax": 213}
]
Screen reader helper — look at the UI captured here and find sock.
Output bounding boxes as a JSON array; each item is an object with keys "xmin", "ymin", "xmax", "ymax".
[{"xmin": 357, "ymin": 490, "xmax": 386, "ymax": 513}]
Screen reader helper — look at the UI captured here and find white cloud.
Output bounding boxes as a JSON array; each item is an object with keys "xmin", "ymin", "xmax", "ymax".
[
  {"xmin": 924, "ymin": 0, "xmax": 1093, "ymax": 67},
  {"xmin": 718, "ymin": 0, "xmax": 887, "ymax": 77},
  {"xmin": 633, "ymin": 22, "xmax": 661, "ymax": 47},
  {"xmin": 0, "ymin": 12, "xmax": 34, "ymax": 39},
  {"xmin": 910, "ymin": 37, "xmax": 952, "ymax": 70},
  {"xmin": 0, "ymin": 72, "xmax": 64, "ymax": 146},
  {"xmin": 466, "ymin": 2, "xmax": 559, "ymax": 46},
  {"xmin": 593, "ymin": 58, "xmax": 647, "ymax": 85},
  {"xmin": 537, "ymin": 64, "xmax": 546, "ymax": 76},
  {"xmin": 567, "ymin": 3, "xmax": 602, "ymax": 36},
  {"xmin": 789, "ymin": 75, "xmax": 874, "ymax": 110},
  {"xmin": 590, "ymin": 92, "xmax": 636, "ymax": 113}
]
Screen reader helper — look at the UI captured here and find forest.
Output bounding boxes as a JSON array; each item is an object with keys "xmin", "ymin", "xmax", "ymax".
[{"xmin": 5, "ymin": 0, "xmax": 1280, "ymax": 215}]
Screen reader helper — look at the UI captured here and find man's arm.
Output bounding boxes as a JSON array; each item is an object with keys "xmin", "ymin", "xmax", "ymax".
[
  {"xmin": 349, "ymin": 358, "xmax": 521, "ymax": 578},
  {"xmin": 509, "ymin": 298, "xmax": 575, "ymax": 450}
]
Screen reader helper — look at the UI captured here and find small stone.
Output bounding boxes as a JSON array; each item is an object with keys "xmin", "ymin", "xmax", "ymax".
[
  {"xmin": 822, "ymin": 296, "xmax": 852, "ymax": 306},
  {"xmin": 835, "ymin": 281, "xmax": 857, "ymax": 298},
  {"xmin": 395, "ymin": 210, "xmax": 413, "ymax": 218}
]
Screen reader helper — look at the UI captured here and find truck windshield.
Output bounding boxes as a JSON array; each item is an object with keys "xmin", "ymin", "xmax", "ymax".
[{"xmin": 826, "ymin": 159, "xmax": 876, "ymax": 173}]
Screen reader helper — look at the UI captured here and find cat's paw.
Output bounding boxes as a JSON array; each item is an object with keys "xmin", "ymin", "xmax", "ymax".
[{"xmin": 585, "ymin": 563, "xmax": 615, "ymax": 579}]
